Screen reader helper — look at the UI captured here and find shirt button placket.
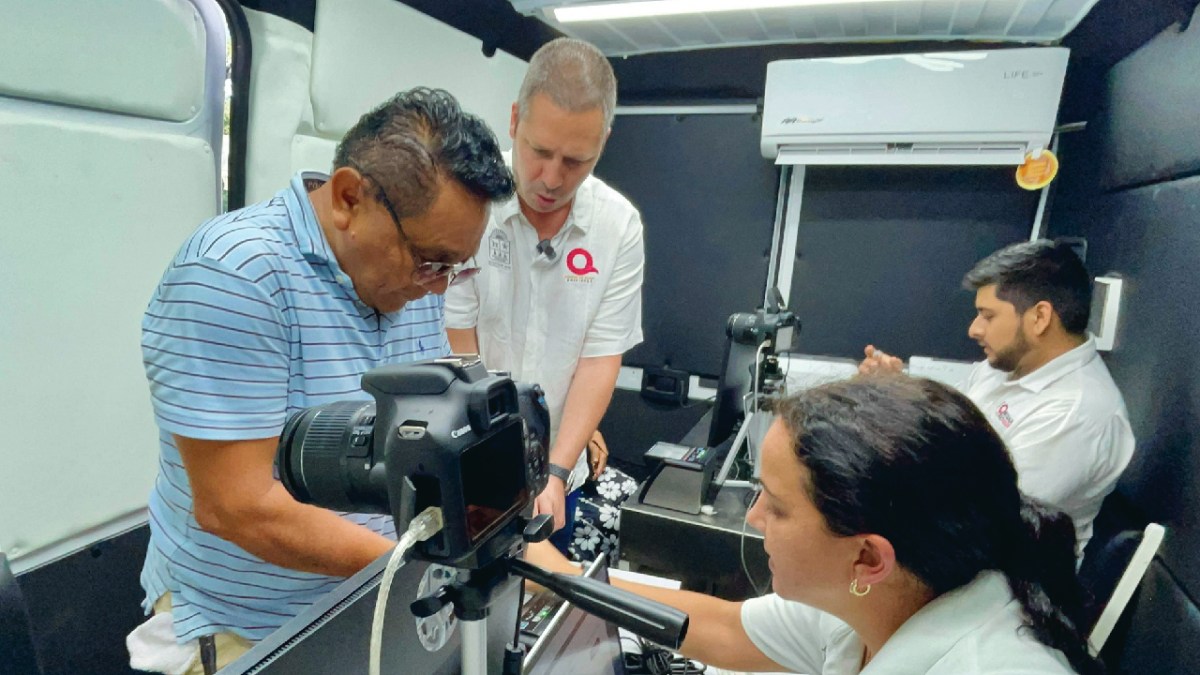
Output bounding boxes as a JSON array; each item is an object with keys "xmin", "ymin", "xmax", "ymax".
[{"xmin": 525, "ymin": 261, "xmax": 542, "ymax": 366}]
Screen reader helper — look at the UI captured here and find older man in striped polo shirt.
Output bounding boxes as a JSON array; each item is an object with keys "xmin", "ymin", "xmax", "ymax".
[{"xmin": 133, "ymin": 88, "xmax": 513, "ymax": 674}]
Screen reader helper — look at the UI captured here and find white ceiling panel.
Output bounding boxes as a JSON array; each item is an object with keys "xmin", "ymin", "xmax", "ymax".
[{"xmin": 508, "ymin": 0, "xmax": 1102, "ymax": 55}]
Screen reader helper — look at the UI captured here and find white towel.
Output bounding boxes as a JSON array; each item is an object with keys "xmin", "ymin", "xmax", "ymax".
[{"xmin": 126, "ymin": 612, "xmax": 198, "ymax": 675}]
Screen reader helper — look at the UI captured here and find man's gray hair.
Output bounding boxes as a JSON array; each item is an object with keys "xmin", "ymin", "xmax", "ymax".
[{"xmin": 517, "ymin": 37, "xmax": 617, "ymax": 129}]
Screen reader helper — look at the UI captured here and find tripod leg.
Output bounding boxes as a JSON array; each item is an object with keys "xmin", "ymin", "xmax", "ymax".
[{"xmin": 461, "ymin": 619, "xmax": 489, "ymax": 675}]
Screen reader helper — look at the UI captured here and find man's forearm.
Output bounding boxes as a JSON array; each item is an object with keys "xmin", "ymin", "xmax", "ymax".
[
  {"xmin": 215, "ymin": 483, "xmax": 395, "ymax": 578},
  {"xmin": 526, "ymin": 542, "xmax": 774, "ymax": 669},
  {"xmin": 447, "ymin": 327, "xmax": 480, "ymax": 355},
  {"xmin": 548, "ymin": 355, "xmax": 621, "ymax": 472},
  {"xmin": 608, "ymin": 579, "xmax": 767, "ymax": 668}
]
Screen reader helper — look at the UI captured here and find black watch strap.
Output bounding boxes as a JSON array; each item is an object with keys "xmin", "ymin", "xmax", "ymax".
[{"xmin": 547, "ymin": 462, "xmax": 572, "ymax": 484}]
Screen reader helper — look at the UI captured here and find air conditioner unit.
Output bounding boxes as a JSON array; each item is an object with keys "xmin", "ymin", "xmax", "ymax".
[{"xmin": 761, "ymin": 47, "xmax": 1069, "ymax": 166}]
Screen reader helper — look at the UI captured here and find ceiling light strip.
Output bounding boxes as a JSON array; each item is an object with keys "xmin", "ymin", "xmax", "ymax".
[{"xmin": 555, "ymin": 0, "xmax": 920, "ymax": 23}]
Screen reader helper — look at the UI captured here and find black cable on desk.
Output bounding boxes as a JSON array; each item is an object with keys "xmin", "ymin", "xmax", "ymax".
[{"xmin": 622, "ymin": 635, "xmax": 706, "ymax": 675}]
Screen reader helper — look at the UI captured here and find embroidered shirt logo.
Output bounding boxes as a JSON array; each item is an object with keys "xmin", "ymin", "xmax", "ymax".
[
  {"xmin": 565, "ymin": 248, "xmax": 599, "ymax": 282},
  {"xmin": 997, "ymin": 403, "xmax": 1014, "ymax": 428},
  {"xmin": 488, "ymin": 230, "xmax": 511, "ymax": 269}
]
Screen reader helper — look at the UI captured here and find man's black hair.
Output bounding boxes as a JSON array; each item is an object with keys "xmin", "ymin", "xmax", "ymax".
[
  {"xmin": 333, "ymin": 87, "xmax": 513, "ymax": 219},
  {"xmin": 963, "ymin": 240, "xmax": 1092, "ymax": 334}
]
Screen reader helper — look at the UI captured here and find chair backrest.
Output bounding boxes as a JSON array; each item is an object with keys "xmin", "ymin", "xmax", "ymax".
[
  {"xmin": 0, "ymin": 552, "xmax": 42, "ymax": 675},
  {"xmin": 1084, "ymin": 522, "xmax": 1166, "ymax": 654},
  {"xmin": 1110, "ymin": 557, "xmax": 1200, "ymax": 674}
]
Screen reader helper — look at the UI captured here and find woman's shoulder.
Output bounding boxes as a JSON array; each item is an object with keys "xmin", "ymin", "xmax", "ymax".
[{"xmin": 930, "ymin": 598, "xmax": 1077, "ymax": 674}]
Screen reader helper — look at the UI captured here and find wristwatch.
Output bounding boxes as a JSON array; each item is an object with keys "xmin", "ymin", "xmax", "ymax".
[{"xmin": 547, "ymin": 462, "xmax": 572, "ymax": 485}]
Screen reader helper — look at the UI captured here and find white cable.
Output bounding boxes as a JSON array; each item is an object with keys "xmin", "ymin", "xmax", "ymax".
[
  {"xmin": 743, "ymin": 340, "xmax": 770, "ymax": 470},
  {"xmin": 742, "ymin": 340, "xmax": 770, "ymax": 423},
  {"xmin": 741, "ymin": 485, "xmax": 769, "ymax": 597},
  {"xmin": 752, "ymin": 340, "xmax": 768, "ymax": 416},
  {"xmin": 370, "ymin": 506, "xmax": 444, "ymax": 675}
]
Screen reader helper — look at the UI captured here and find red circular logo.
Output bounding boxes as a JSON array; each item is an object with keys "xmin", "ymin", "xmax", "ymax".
[{"xmin": 566, "ymin": 248, "xmax": 599, "ymax": 276}]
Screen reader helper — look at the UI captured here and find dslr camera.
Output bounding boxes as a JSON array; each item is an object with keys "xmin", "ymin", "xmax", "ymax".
[{"xmin": 276, "ymin": 356, "xmax": 550, "ymax": 570}]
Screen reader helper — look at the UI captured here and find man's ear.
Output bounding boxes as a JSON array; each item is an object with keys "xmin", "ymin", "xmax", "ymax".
[
  {"xmin": 328, "ymin": 167, "xmax": 363, "ymax": 232},
  {"xmin": 852, "ymin": 534, "xmax": 897, "ymax": 588},
  {"xmin": 1028, "ymin": 300, "xmax": 1055, "ymax": 337},
  {"xmin": 510, "ymin": 102, "xmax": 520, "ymax": 140}
]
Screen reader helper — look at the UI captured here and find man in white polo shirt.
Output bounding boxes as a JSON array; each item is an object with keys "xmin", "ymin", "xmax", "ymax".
[
  {"xmin": 860, "ymin": 240, "xmax": 1135, "ymax": 557},
  {"xmin": 445, "ymin": 38, "xmax": 644, "ymax": 550}
]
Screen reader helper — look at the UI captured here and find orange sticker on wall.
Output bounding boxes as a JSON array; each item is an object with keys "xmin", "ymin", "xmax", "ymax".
[{"xmin": 1016, "ymin": 149, "xmax": 1059, "ymax": 190}]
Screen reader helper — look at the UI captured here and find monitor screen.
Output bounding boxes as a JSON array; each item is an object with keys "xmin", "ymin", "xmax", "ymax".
[
  {"xmin": 460, "ymin": 419, "xmax": 529, "ymax": 544},
  {"xmin": 523, "ymin": 555, "xmax": 627, "ymax": 675}
]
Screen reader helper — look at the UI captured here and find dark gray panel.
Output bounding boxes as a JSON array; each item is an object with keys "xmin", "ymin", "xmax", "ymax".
[
  {"xmin": 1, "ymin": 554, "xmax": 40, "ymax": 675},
  {"xmin": 1096, "ymin": 5, "xmax": 1200, "ymax": 190},
  {"xmin": 594, "ymin": 112, "xmax": 778, "ymax": 378},
  {"xmin": 789, "ymin": 166, "xmax": 1037, "ymax": 361},
  {"xmin": 1109, "ymin": 560, "xmax": 1200, "ymax": 675},
  {"xmin": 397, "ymin": 0, "xmax": 562, "ymax": 61},
  {"xmin": 18, "ymin": 526, "xmax": 149, "ymax": 675},
  {"xmin": 225, "ymin": 555, "xmax": 521, "ymax": 675},
  {"xmin": 598, "ymin": 389, "xmax": 712, "ymax": 479},
  {"xmin": 1050, "ymin": 176, "xmax": 1200, "ymax": 595}
]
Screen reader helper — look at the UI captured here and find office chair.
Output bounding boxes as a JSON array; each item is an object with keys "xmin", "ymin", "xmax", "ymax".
[
  {"xmin": 1, "ymin": 552, "xmax": 43, "ymax": 675},
  {"xmin": 1084, "ymin": 522, "xmax": 1166, "ymax": 654}
]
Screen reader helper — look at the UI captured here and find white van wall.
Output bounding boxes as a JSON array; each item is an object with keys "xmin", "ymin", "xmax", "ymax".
[
  {"xmin": 0, "ymin": 0, "xmax": 227, "ymax": 569},
  {"xmin": 243, "ymin": 0, "xmax": 528, "ymax": 204},
  {"xmin": 0, "ymin": 0, "xmax": 527, "ymax": 572}
]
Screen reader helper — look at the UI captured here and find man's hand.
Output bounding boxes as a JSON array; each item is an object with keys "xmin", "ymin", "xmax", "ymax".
[
  {"xmin": 526, "ymin": 535, "xmax": 784, "ymax": 673},
  {"xmin": 587, "ymin": 430, "xmax": 609, "ymax": 480},
  {"xmin": 858, "ymin": 344, "xmax": 905, "ymax": 376},
  {"xmin": 534, "ymin": 476, "xmax": 568, "ymax": 532}
]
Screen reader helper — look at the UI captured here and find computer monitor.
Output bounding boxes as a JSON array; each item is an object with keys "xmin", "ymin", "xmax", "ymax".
[
  {"xmin": 523, "ymin": 554, "xmax": 626, "ymax": 675},
  {"xmin": 707, "ymin": 338, "xmax": 759, "ymax": 448},
  {"xmin": 222, "ymin": 553, "xmax": 520, "ymax": 675}
]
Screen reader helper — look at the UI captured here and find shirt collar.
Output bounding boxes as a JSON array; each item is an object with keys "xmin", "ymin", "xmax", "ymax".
[
  {"xmin": 285, "ymin": 170, "xmax": 363, "ymax": 305},
  {"xmin": 1014, "ymin": 336, "xmax": 1099, "ymax": 394},
  {"xmin": 286, "ymin": 171, "xmax": 333, "ymax": 262},
  {"xmin": 864, "ymin": 571, "xmax": 1014, "ymax": 674}
]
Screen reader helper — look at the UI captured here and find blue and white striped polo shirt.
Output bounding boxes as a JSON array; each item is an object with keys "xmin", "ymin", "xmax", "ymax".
[{"xmin": 140, "ymin": 171, "xmax": 449, "ymax": 642}]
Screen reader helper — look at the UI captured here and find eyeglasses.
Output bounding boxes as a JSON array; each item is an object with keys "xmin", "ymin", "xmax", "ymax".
[{"xmin": 357, "ymin": 169, "xmax": 481, "ymax": 288}]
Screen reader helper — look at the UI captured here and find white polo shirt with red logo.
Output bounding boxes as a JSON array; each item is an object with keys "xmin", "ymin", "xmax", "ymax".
[
  {"xmin": 445, "ymin": 171, "xmax": 645, "ymax": 490},
  {"xmin": 962, "ymin": 337, "xmax": 1135, "ymax": 557}
]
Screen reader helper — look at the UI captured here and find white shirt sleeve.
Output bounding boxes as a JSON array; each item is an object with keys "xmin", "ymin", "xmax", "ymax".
[
  {"xmin": 580, "ymin": 210, "xmax": 644, "ymax": 358},
  {"xmin": 1006, "ymin": 403, "xmax": 1131, "ymax": 512},
  {"xmin": 740, "ymin": 594, "xmax": 832, "ymax": 673},
  {"xmin": 443, "ymin": 271, "xmax": 480, "ymax": 330}
]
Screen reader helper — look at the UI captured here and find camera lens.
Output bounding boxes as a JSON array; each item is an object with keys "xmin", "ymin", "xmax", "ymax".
[
  {"xmin": 277, "ymin": 400, "xmax": 389, "ymax": 513},
  {"xmin": 727, "ymin": 312, "xmax": 761, "ymax": 344}
]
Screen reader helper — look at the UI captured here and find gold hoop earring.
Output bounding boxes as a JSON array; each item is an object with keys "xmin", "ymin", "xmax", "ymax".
[{"xmin": 849, "ymin": 579, "xmax": 871, "ymax": 597}]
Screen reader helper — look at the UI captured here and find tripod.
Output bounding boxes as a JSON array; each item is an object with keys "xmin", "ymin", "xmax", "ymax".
[{"xmin": 411, "ymin": 518, "xmax": 689, "ymax": 675}]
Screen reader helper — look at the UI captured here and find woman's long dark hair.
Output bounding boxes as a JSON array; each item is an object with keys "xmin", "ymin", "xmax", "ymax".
[{"xmin": 769, "ymin": 375, "xmax": 1102, "ymax": 675}]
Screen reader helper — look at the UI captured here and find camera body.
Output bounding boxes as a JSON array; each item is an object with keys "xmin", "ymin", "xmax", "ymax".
[{"xmin": 278, "ymin": 357, "xmax": 550, "ymax": 569}]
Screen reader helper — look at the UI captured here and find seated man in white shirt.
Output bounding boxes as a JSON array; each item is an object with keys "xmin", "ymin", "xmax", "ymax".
[
  {"xmin": 860, "ymin": 240, "xmax": 1135, "ymax": 556},
  {"xmin": 445, "ymin": 38, "xmax": 644, "ymax": 552},
  {"xmin": 529, "ymin": 375, "xmax": 1103, "ymax": 675}
]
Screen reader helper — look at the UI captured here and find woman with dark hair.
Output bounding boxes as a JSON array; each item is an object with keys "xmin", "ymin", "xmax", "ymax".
[{"xmin": 527, "ymin": 374, "xmax": 1102, "ymax": 674}]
